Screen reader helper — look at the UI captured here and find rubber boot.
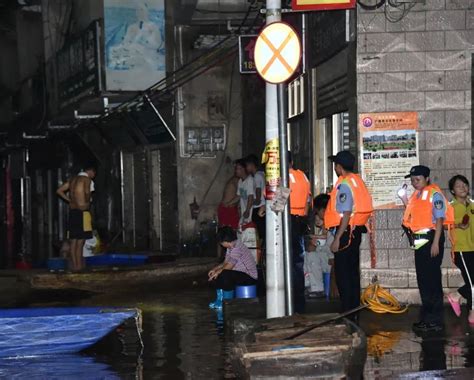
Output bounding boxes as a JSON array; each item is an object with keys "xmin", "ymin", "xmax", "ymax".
[{"xmin": 209, "ymin": 289, "xmax": 224, "ymax": 310}]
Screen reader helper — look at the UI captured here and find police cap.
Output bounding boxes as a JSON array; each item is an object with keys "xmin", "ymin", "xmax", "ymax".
[
  {"xmin": 328, "ymin": 151, "xmax": 355, "ymax": 170},
  {"xmin": 404, "ymin": 165, "xmax": 430, "ymax": 178}
]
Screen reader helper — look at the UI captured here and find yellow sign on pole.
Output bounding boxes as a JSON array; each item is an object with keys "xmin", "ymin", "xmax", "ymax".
[
  {"xmin": 292, "ymin": 0, "xmax": 355, "ymax": 11},
  {"xmin": 254, "ymin": 22, "xmax": 301, "ymax": 84}
]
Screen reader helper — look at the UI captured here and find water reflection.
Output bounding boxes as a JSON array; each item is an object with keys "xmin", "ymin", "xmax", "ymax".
[
  {"xmin": 12, "ymin": 287, "xmax": 474, "ymax": 379},
  {"xmin": 363, "ymin": 308, "xmax": 474, "ymax": 378},
  {"xmin": 419, "ymin": 334, "xmax": 447, "ymax": 372},
  {"xmin": 0, "ymin": 355, "xmax": 120, "ymax": 379}
]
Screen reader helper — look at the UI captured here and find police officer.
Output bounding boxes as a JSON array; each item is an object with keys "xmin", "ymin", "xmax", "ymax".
[
  {"xmin": 288, "ymin": 152, "xmax": 311, "ymax": 313},
  {"xmin": 324, "ymin": 151, "xmax": 373, "ymax": 316},
  {"xmin": 400, "ymin": 165, "xmax": 454, "ymax": 333}
]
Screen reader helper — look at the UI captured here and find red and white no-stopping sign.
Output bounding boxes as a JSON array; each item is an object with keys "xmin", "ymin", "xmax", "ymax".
[{"xmin": 254, "ymin": 22, "xmax": 301, "ymax": 84}]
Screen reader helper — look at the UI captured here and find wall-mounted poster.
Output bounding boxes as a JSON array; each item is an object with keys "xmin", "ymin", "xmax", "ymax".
[
  {"xmin": 359, "ymin": 112, "xmax": 419, "ymax": 209},
  {"xmin": 104, "ymin": 0, "xmax": 165, "ymax": 91}
]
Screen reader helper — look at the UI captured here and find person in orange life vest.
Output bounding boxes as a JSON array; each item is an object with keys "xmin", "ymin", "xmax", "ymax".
[
  {"xmin": 324, "ymin": 151, "xmax": 373, "ymax": 316},
  {"xmin": 288, "ymin": 151, "xmax": 312, "ymax": 313},
  {"xmin": 399, "ymin": 165, "xmax": 454, "ymax": 333}
]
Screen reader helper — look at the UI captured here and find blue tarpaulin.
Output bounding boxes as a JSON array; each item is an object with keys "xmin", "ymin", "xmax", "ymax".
[{"xmin": 0, "ymin": 307, "xmax": 138, "ymax": 358}]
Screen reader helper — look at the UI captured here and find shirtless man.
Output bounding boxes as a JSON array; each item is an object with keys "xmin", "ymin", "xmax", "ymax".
[
  {"xmin": 57, "ymin": 166, "xmax": 96, "ymax": 271},
  {"xmin": 217, "ymin": 174, "xmax": 239, "ymax": 230}
]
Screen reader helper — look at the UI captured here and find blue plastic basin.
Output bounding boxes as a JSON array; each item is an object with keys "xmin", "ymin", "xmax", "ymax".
[{"xmin": 47, "ymin": 258, "xmax": 68, "ymax": 271}]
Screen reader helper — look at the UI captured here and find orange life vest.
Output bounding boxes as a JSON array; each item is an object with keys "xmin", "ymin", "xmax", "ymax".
[
  {"xmin": 289, "ymin": 168, "xmax": 311, "ymax": 216},
  {"xmin": 324, "ymin": 173, "xmax": 374, "ymax": 229},
  {"xmin": 402, "ymin": 184, "xmax": 454, "ymax": 232}
]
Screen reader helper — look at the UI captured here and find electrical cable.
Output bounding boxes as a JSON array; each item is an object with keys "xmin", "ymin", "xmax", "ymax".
[
  {"xmin": 361, "ymin": 280, "xmax": 408, "ymax": 314},
  {"xmin": 384, "ymin": 0, "xmax": 417, "ymax": 23},
  {"xmin": 154, "ymin": 5, "xmax": 260, "ymax": 99},
  {"xmin": 127, "ymin": 4, "xmax": 256, "ymax": 98},
  {"xmin": 112, "ymin": 4, "xmax": 260, "ymax": 117},
  {"xmin": 357, "ymin": 0, "xmax": 386, "ymax": 10}
]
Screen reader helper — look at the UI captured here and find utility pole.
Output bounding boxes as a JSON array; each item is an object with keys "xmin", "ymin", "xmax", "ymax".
[
  {"xmin": 265, "ymin": 0, "xmax": 286, "ymax": 319},
  {"xmin": 277, "ymin": 84, "xmax": 293, "ymax": 316}
]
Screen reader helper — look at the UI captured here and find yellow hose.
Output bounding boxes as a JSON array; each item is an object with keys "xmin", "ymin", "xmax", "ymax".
[{"xmin": 361, "ymin": 281, "xmax": 408, "ymax": 314}]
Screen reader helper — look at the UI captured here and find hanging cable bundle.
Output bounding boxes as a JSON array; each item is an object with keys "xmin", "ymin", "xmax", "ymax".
[{"xmin": 361, "ymin": 279, "xmax": 408, "ymax": 314}]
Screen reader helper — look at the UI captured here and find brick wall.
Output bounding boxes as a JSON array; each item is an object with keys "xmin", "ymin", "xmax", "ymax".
[{"xmin": 357, "ymin": 1, "xmax": 473, "ymax": 303}]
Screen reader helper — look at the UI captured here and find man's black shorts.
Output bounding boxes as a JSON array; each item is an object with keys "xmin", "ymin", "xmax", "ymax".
[{"xmin": 68, "ymin": 209, "xmax": 93, "ymax": 240}]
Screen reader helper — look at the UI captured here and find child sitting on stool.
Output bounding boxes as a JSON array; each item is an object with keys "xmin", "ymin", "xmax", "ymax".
[
  {"xmin": 304, "ymin": 194, "xmax": 334, "ymax": 298},
  {"xmin": 208, "ymin": 227, "xmax": 258, "ymax": 310}
]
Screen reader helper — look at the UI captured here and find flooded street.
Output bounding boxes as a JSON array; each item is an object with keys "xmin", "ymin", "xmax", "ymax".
[
  {"xmin": 2, "ymin": 287, "xmax": 474, "ymax": 379},
  {"xmin": 2, "ymin": 287, "xmax": 230, "ymax": 379},
  {"xmin": 362, "ymin": 307, "xmax": 474, "ymax": 379}
]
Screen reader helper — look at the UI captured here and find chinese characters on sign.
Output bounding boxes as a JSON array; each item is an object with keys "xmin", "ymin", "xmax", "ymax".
[
  {"xmin": 262, "ymin": 138, "xmax": 280, "ymax": 200},
  {"xmin": 359, "ymin": 112, "xmax": 419, "ymax": 209}
]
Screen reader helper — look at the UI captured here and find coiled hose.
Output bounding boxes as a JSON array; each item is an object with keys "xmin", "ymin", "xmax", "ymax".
[{"xmin": 361, "ymin": 280, "xmax": 408, "ymax": 314}]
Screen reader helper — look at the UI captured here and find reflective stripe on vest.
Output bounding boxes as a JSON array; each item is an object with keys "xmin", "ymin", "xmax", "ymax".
[
  {"xmin": 324, "ymin": 173, "xmax": 374, "ymax": 229},
  {"xmin": 289, "ymin": 168, "xmax": 310, "ymax": 216},
  {"xmin": 402, "ymin": 184, "xmax": 454, "ymax": 232}
]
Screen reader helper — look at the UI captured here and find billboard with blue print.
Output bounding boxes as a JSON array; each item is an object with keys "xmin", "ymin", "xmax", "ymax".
[{"xmin": 104, "ymin": 0, "xmax": 165, "ymax": 91}]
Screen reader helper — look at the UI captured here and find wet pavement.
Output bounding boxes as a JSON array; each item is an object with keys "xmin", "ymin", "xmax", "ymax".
[
  {"xmin": 1, "ymin": 287, "xmax": 474, "ymax": 378},
  {"xmin": 361, "ymin": 306, "xmax": 474, "ymax": 378}
]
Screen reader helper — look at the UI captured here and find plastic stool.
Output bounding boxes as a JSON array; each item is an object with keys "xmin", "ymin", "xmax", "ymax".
[
  {"xmin": 223, "ymin": 290, "xmax": 235, "ymax": 300},
  {"xmin": 323, "ymin": 272, "xmax": 331, "ymax": 300},
  {"xmin": 236, "ymin": 285, "xmax": 257, "ymax": 299}
]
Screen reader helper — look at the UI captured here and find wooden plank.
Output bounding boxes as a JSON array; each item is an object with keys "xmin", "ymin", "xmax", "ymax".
[
  {"xmin": 245, "ymin": 336, "xmax": 353, "ymax": 353},
  {"xmin": 259, "ymin": 313, "xmax": 337, "ymax": 330},
  {"xmin": 254, "ymin": 323, "xmax": 347, "ymax": 342},
  {"xmin": 240, "ymin": 351, "xmax": 347, "ymax": 379},
  {"xmin": 242, "ymin": 343, "xmax": 351, "ymax": 360}
]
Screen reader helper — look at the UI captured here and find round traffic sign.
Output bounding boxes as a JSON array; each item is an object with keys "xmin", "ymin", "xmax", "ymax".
[{"xmin": 254, "ymin": 22, "xmax": 301, "ymax": 84}]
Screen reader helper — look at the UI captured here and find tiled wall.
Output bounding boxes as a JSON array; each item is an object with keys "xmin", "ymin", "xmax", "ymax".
[{"xmin": 357, "ymin": 0, "xmax": 473, "ymax": 302}]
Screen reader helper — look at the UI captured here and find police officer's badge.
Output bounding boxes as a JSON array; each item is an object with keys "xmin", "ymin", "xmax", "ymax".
[
  {"xmin": 339, "ymin": 193, "xmax": 347, "ymax": 203},
  {"xmin": 434, "ymin": 200, "xmax": 443, "ymax": 210}
]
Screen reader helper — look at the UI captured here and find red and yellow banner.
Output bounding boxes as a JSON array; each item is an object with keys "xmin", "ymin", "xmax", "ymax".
[{"xmin": 291, "ymin": 0, "xmax": 356, "ymax": 11}]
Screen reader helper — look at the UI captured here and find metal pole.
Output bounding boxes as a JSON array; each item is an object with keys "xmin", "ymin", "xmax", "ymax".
[
  {"xmin": 277, "ymin": 84, "xmax": 294, "ymax": 316},
  {"xmin": 120, "ymin": 150, "xmax": 126, "ymax": 244},
  {"xmin": 57, "ymin": 168, "xmax": 64, "ymax": 241},
  {"xmin": 265, "ymin": 0, "xmax": 286, "ymax": 319}
]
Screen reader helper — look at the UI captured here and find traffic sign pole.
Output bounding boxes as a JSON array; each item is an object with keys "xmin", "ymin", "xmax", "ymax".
[
  {"xmin": 264, "ymin": 0, "xmax": 286, "ymax": 319},
  {"xmin": 277, "ymin": 83, "xmax": 294, "ymax": 316}
]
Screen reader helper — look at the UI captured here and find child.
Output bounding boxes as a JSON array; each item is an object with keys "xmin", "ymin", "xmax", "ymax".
[{"xmin": 304, "ymin": 194, "xmax": 334, "ymax": 298}]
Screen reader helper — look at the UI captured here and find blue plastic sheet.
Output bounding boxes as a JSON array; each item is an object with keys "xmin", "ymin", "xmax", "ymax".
[{"xmin": 0, "ymin": 307, "xmax": 137, "ymax": 358}]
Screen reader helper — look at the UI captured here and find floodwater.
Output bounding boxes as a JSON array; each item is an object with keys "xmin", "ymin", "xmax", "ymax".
[
  {"xmin": 2, "ymin": 288, "xmax": 232, "ymax": 379},
  {"xmin": 2, "ymin": 287, "xmax": 474, "ymax": 379}
]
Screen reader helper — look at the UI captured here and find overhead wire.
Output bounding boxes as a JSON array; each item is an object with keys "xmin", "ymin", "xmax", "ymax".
[
  {"xmin": 192, "ymin": 4, "xmax": 263, "ymax": 227},
  {"xmin": 384, "ymin": 0, "xmax": 417, "ymax": 23},
  {"xmin": 112, "ymin": 5, "xmax": 260, "ymax": 116},
  {"xmin": 357, "ymin": 0, "xmax": 386, "ymax": 10}
]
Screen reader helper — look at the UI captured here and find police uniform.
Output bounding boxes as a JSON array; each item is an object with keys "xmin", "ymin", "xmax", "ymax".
[
  {"xmin": 324, "ymin": 151, "xmax": 373, "ymax": 314},
  {"xmin": 289, "ymin": 167, "xmax": 311, "ymax": 313},
  {"xmin": 402, "ymin": 165, "xmax": 454, "ymax": 330}
]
